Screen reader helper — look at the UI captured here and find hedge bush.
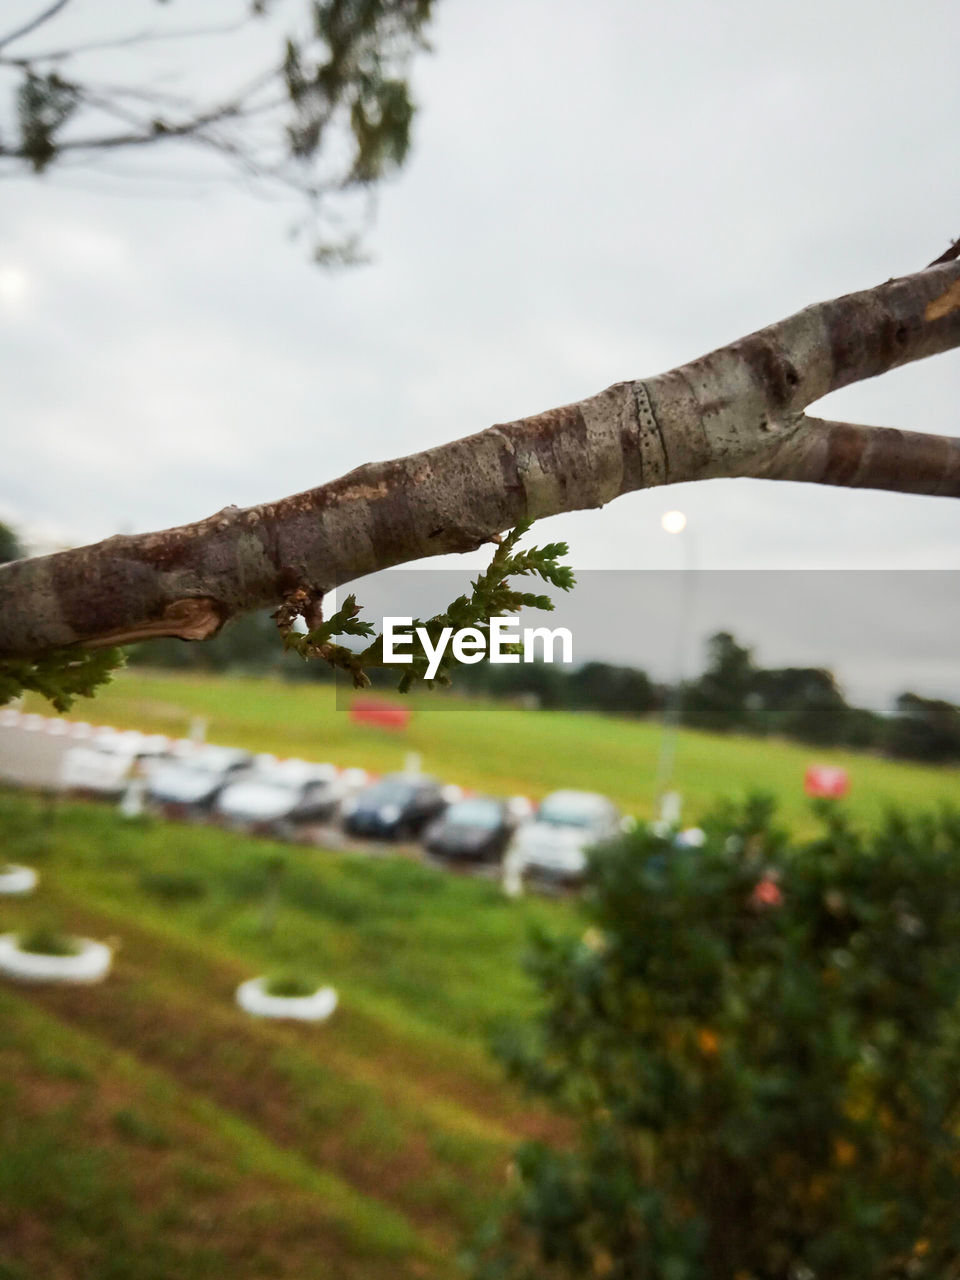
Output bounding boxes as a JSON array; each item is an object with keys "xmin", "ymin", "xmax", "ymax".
[{"xmin": 479, "ymin": 797, "xmax": 960, "ymax": 1280}]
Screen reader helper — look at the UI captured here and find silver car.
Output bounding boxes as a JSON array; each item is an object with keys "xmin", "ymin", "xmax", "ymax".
[
  {"xmin": 147, "ymin": 745, "xmax": 252, "ymax": 817},
  {"xmin": 213, "ymin": 758, "xmax": 346, "ymax": 835},
  {"xmin": 506, "ymin": 790, "xmax": 621, "ymax": 885}
]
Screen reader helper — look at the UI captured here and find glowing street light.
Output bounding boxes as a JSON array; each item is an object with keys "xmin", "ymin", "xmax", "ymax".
[{"xmin": 0, "ymin": 266, "xmax": 29, "ymax": 308}]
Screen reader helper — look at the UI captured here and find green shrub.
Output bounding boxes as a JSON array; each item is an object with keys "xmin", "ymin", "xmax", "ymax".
[{"xmin": 478, "ymin": 797, "xmax": 960, "ymax": 1280}]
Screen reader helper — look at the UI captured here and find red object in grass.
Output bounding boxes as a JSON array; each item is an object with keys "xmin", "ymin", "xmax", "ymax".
[
  {"xmin": 350, "ymin": 700, "xmax": 411, "ymax": 730},
  {"xmin": 750, "ymin": 878, "xmax": 783, "ymax": 909},
  {"xmin": 804, "ymin": 765, "xmax": 850, "ymax": 798}
]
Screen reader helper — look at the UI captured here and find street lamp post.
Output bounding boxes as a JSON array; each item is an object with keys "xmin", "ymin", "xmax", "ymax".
[{"xmin": 655, "ymin": 511, "xmax": 696, "ymax": 823}]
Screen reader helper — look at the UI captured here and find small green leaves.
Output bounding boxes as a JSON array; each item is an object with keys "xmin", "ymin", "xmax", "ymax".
[
  {"xmin": 312, "ymin": 594, "xmax": 377, "ymax": 645},
  {"xmin": 276, "ymin": 520, "xmax": 576, "ymax": 692},
  {"xmin": 0, "ymin": 646, "xmax": 125, "ymax": 713},
  {"xmin": 280, "ymin": 592, "xmax": 377, "ymax": 689},
  {"xmin": 17, "ymin": 70, "xmax": 79, "ymax": 173}
]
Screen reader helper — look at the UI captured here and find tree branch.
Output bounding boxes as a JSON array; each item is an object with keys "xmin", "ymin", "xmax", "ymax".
[
  {"xmin": 751, "ymin": 416, "xmax": 960, "ymax": 496},
  {"xmin": 0, "ymin": 0, "xmax": 71, "ymax": 54},
  {"xmin": 928, "ymin": 237, "xmax": 960, "ymax": 267},
  {"xmin": 3, "ymin": 259, "xmax": 960, "ymax": 661},
  {"xmin": 0, "ymin": 18, "xmax": 249, "ymax": 65}
]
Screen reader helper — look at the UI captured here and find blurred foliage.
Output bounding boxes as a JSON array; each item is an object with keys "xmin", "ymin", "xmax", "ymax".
[
  {"xmin": 682, "ymin": 631, "xmax": 756, "ymax": 734},
  {"xmin": 280, "ymin": 519, "xmax": 576, "ymax": 690},
  {"xmin": 1, "ymin": 0, "xmax": 438, "ymax": 262},
  {"xmin": 15, "ymin": 69, "xmax": 78, "ymax": 173},
  {"xmin": 0, "ymin": 520, "xmax": 24, "ymax": 564},
  {"xmin": 0, "ymin": 644, "xmax": 124, "ymax": 712},
  {"xmin": 886, "ymin": 693, "xmax": 960, "ymax": 764},
  {"xmin": 128, "ymin": 612, "xmax": 960, "ymax": 762},
  {"xmin": 128, "ymin": 608, "xmax": 304, "ymax": 677},
  {"xmin": 476, "ymin": 797, "xmax": 960, "ymax": 1279},
  {"xmin": 681, "ymin": 632, "xmax": 960, "ymax": 762}
]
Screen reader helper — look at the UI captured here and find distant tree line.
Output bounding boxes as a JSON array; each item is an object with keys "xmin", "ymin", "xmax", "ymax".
[
  {"xmin": 123, "ymin": 604, "xmax": 960, "ymax": 766},
  {"xmin": 0, "ymin": 521, "xmax": 24, "ymax": 566},
  {"xmin": 677, "ymin": 631, "xmax": 960, "ymax": 763}
]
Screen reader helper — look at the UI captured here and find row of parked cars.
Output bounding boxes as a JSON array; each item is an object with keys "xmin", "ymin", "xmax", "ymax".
[{"xmin": 60, "ymin": 732, "xmax": 625, "ymax": 886}]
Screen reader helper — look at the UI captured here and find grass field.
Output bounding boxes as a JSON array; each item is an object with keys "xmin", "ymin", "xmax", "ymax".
[
  {"xmin": 28, "ymin": 668, "xmax": 960, "ymax": 831},
  {"xmin": 0, "ymin": 787, "xmax": 573, "ymax": 1278},
  {"xmin": 6, "ymin": 669, "xmax": 959, "ymax": 1275}
]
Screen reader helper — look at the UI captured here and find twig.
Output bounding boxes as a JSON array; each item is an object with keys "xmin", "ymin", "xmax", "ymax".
[
  {"xmin": 0, "ymin": 17, "xmax": 249, "ymax": 64},
  {"xmin": 0, "ymin": 0, "xmax": 71, "ymax": 54},
  {"xmin": 928, "ymin": 237, "xmax": 960, "ymax": 267}
]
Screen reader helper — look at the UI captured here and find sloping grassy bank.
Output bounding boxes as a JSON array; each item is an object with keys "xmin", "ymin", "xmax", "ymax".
[{"xmin": 0, "ymin": 788, "xmax": 574, "ymax": 1278}]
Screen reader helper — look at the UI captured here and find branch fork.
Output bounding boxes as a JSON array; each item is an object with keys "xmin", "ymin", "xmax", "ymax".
[{"xmin": 2, "ymin": 258, "xmax": 960, "ymax": 661}]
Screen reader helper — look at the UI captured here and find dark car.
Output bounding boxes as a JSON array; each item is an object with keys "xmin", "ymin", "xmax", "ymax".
[
  {"xmin": 341, "ymin": 773, "xmax": 447, "ymax": 840},
  {"xmin": 422, "ymin": 796, "xmax": 512, "ymax": 863},
  {"xmin": 146, "ymin": 746, "xmax": 252, "ymax": 819}
]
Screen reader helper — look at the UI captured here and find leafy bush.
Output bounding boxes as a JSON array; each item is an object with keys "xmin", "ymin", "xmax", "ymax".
[{"xmin": 478, "ymin": 797, "xmax": 960, "ymax": 1280}]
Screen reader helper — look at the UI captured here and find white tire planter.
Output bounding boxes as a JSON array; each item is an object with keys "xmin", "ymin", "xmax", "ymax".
[
  {"xmin": 235, "ymin": 977, "xmax": 338, "ymax": 1022},
  {"xmin": 0, "ymin": 865, "xmax": 38, "ymax": 896},
  {"xmin": 0, "ymin": 934, "xmax": 112, "ymax": 984}
]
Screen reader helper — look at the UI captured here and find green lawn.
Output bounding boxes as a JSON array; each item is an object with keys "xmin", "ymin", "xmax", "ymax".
[
  {"xmin": 6, "ymin": 670, "xmax": 958, "ymax": 1275},
  {"xmin": 31, "ymin": 668, "xmax": 960, "ymax": 831},
  {"xmin": 0, "ymin": 787, "xmax": 573, "ymax": 1278}
]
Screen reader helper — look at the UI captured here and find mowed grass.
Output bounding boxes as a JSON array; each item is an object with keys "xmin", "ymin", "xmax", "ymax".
[
  {"xmin": 0, "ymin": 788, "xmax": 574, "ymax": 1279},
  {"xmin": 7, "ymin": 670, "xmax": 957, "ymax": 1274},
  {"xmin": 32, "ymin": 668, "xmax": 960, "ymax": 830}
]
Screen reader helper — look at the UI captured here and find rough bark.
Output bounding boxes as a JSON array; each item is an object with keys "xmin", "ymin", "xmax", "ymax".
[{"xmin": 2, "ymin": 259, "xmax": 960, "ymax": 660}]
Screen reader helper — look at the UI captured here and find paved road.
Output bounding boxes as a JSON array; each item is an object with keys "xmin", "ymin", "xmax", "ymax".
[{"xmin": 0, "ymin": 712, "xmax": 87, "ymax": 790}]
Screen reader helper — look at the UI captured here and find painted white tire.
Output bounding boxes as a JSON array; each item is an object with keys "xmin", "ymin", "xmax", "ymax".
[
  {"xmin": 0, "ymin": 934, "xmax": 112, "ymax": 984},
  {"xmin": 0, "ymin": 865, "xmax": 38, "ymax": 895},
  {"xmin": 235, "ymin": 977, "xmax": 338, "ymax": 1022}
]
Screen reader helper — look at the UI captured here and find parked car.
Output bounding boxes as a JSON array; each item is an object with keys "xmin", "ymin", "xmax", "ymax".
[
  {"xmin": 214, "ymin": 758, "xmax": 346, "ymax": 836},
  {"xmin": 59, "ymin": 731, "xmax": 171, "ymax": 800},
  {"xmin": 147, "ymin": 746, "xmax": 252, "ymax": 818},
  {"xmin": 506, "ymin": 789, "xmax": 621, "ymax": 885},
  {"xmin": 423, "ymin": 796, "xmax": 514, "ymax": 864},
  {"xmin": 342, "ymin": 774, "xmax": 448, "ymax": 840}
]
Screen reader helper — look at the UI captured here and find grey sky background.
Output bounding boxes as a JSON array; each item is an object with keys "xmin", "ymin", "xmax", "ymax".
[
  {"xmin": 1, "ymin": 1, "xmax": 959, "ymax": 693},
  {"xmin": 335, "ymin": 570, "xmax": 960, "ymax": 712}
]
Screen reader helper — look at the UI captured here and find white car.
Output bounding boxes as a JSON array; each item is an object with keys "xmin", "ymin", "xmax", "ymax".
[
  {"xmin": 147, "ymin": 745, "xmax": 252, "ymax": 816},
  {"xmin": 507, "ymin": 790, "xmax": 621, "ymax": 884},
  {"xmin": 214, "ymin": 758, "xmax": 346, "ymax": 834},
  {"xmin": 60, "ymin": 732, "xmax": 170, "ymax": 799}
]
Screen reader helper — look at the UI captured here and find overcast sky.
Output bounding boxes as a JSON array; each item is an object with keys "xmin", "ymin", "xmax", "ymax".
[
  {"xmin": 2, "ymin": 1, "xmax": 959, "ymax": 686},
  {"xmin": 340, "ymin": 569, "xmax": 960, "ymax": 711}
]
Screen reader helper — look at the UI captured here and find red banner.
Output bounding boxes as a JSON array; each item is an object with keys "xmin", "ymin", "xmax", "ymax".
[
  {"xmin": 350, "ymin": 700, "xmax": 411, "ymax": 731},
  {"xmin": 804, "ymin": 765, "xmax": 850, "ymax": 798}
]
